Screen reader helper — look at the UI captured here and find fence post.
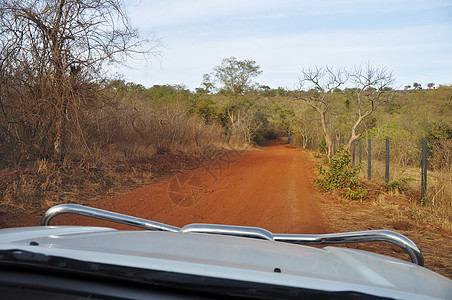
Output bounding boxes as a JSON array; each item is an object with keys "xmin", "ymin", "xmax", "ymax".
[
  {"xmin": 385, "ymin": 137, "xmax": 390, "ymax": 183},
  {"xmin": 352, "ymin": 141, "xmax": 356, "ymax": 165},
  {"xmin": 421, "ymin": 138, "xmax": 428, "ymax": 199},
  {"xmin": 359, "ymin": 139, "xmax": 362, "ymax": 164},
  {"xmin": 368, "ymin": 139, "xmax": 372, "ymax": 180}
]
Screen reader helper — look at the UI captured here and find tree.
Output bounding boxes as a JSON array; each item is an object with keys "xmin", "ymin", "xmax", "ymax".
[
  {"xmin": 413, "ymin": 82, "xmax": 422, "ymax": 90},
  {"xmin": 201, "ymin": 57, "xmax": 263, "ymax": 144},
  {"xmin": 203, "ymin": 57, "xmax": 262, "ymax": 96},
  {"xmin": 297, "ymin": 64, "xmax": 394, "ymax": 159},
  {"xmin": 427, "ymin": 82, "xmax": 435, "ymax": 89},
  {"xmin": 296, "ymin": 66, "xmax": 347, "ymax": 158},
  {"xmin": 0, "ymin": 0, "xmax": 159, "ymax": 161},
  {"xmin": 345, "ymin": 64, "xmax": 395, "ymax": 150},
  {"xmin": 292, "ymin": 106, "xmax": 321, "ymax": 149},
  {"xmin": 197, "ymin": 74, "xmax": 215, "ymax": 94},
  {"xmin": 237, "ymin": 103, "xmax": 266, "ymax": 144}
]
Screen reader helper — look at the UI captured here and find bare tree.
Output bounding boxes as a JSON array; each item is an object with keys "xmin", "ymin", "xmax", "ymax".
[
  {"xmin": 297, "ymin": 66, "xmax": 347, "ymax": 158},
  {"xmin": 0, "ymin": 0, "xmax": 160, "ymax": 162},
  {"xmin": 297, "ymin": 64, "xmax": 394, "ymax": 159},
  {"xmin": 293, "ymin": 105, "xmax": 322, "ymax": 149},
  {"xmin": 346, "ymin": 64, "xmax": 395, "ymax": 150},
  {"xmin": 236, "ymin": 104, "xmax": 264, "ymax": 144}
]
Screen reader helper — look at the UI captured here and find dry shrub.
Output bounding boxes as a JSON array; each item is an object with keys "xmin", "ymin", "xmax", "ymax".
[
  {"xmin": 0, "ymin": 93, "xmax": 228, "ymax": 217},
  {"xmin": 227, "ymin": 135, "xmax": 253, "ymax": 149},
  {"xmin": 82, "ymin": 97, "xmax": 224, "ymax": 160},
  {"xmin": 429, "ymin": 139, "xmax": 452, "ymax": 170},
  {"xmin": 1, "ymin": 159, "xmax": 119, "ymax": 215}
]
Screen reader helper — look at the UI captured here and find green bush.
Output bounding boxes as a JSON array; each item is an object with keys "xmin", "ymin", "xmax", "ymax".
[
  {"xmin": 315, "ymin": 148, "xmax": 367, "ymax": 199},
  {"xmin": 384, "ymin": 177, "xmax": 415, "ymax": 193},
  {"xmin": 343, "ymin": 186, "xmax": 368, "ymax": 200}
]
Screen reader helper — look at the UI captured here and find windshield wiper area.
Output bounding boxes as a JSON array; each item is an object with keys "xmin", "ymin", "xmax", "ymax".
[{"xmin": 0, "ymin": 249, "xmax": 391, "ymax": 299}]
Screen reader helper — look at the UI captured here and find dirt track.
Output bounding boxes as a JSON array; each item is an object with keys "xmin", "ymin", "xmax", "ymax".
[
  {"xmin": 7, "ymin": 142, "xmax": 452, "ymax": 279},
  {"xmin": 51, "ymin": 142, "xmax": 329, "ymax": 234}
]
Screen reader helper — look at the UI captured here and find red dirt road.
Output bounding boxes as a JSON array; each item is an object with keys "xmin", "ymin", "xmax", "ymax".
[
  {"xmin": 7, "ymin": 142, "xmax": 452, "ymax": 279},
  {"xmin": 50, "ymin": 142, "xmax": 329, "ymax": 234}
]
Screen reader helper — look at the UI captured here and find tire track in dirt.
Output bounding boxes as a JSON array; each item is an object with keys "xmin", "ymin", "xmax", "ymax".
[{"xmin": 52, "ymin": 142, "xmax": 330, "ymax": 234}]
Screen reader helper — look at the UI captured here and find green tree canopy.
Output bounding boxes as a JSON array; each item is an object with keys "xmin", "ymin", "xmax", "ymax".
[{"xmin": 203, "ymin": 57, "xmax": 262, "ymax": 96}]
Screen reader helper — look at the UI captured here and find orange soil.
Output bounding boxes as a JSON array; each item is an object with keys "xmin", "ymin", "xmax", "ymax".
[
  {"xmin": 48, "ymin": 142, "xmax": 330, "ymax": 234},
  {"xmin": 5, "ymin": 141, "xmax": 452, "ymax": 279}
]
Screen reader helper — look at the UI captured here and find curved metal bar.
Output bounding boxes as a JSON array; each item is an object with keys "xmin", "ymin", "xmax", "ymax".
[
  {"xmin": 274, "ymin": 230, "xmax": 424, "ymax": 266},
  {"xmin": 41, "ymin": 204, "xmax": 424, "ymax": 265},
  {"xmin": 40, "ymin": 204, "xmax": 180, "ymax": 232},
  {"xmin": 181, "ymin": 224, "xmax": 274, "ymax": 241}
]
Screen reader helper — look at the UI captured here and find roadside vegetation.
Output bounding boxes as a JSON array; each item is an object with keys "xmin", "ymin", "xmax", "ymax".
[
  {"xmin": 315, "ymin": 148, "xmax": 367, "ymax": 200},
  {"xmin": 0, "ymin": 1, "xmax": 450, "ymax": 234},
  {"xmin": 307, "ymin": 84, "xmax": 452, "ymax": 231}
]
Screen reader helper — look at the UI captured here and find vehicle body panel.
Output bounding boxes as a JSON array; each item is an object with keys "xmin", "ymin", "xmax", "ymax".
[{"xmin": 1, "ymin": 226, "xmax": 451, "ymax": 299}]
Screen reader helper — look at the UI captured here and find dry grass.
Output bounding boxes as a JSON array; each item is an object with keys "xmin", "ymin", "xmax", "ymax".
[
  {"xmin": 309, "ymin": 151, "xmax": 452, "ymax": 279},
  {"xmin": 1, "ymin": 158, "xmax": 128, "ymax": 219},
  {"xmin": 317, "ymin": 191, "xmax": 452, "ymax": 279},
  {"xmin": 355, "ymin": 138, "xmax": 452, "ymax": 231},
  {"xmin": 359, "ymin": 159, "xmax": 452, "ymax": 232}
]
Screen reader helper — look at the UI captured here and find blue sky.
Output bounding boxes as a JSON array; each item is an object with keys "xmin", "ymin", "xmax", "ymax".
[{"xmin": 114, "ymin": 0, "xmax": 452, "ymax": 90}]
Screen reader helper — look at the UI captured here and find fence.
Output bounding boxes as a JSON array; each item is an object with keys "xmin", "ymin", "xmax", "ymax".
[
  {"xmin": 290, "ymin": 136, "xmax": 451, "ymax": 203},
  {"xmin": 333, "ymin": 138, "xmax": 451, "ymax": 200}
]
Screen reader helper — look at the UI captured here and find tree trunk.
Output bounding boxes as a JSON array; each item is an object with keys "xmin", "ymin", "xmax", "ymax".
[
  {"xmin": 319, "ymin": 110, "xmax": 333, "ymax": 160},
  {"xmin": 345, "ymin": 113, "xmax": 369, "ymax": 151}
]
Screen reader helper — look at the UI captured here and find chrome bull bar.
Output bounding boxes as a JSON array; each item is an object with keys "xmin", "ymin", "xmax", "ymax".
[{"xmin": 41, "ymin": 204, "xmax": 424, "ymax": 266}]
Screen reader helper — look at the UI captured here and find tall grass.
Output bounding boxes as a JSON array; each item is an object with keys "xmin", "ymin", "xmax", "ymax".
[{"xmin": 357, "ymin": 138, "xmax": 451, "ymax": 228}]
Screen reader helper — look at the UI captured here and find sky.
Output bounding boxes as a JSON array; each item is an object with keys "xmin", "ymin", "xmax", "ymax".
[{"xmin": 113, "ymin": 0, "xmax": 452, "ymax": 91}]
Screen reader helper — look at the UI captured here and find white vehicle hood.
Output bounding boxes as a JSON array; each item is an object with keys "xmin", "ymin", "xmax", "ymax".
[{"xmin": 1, "ymin": 226, "xmax": 451, "ymax": 300}]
